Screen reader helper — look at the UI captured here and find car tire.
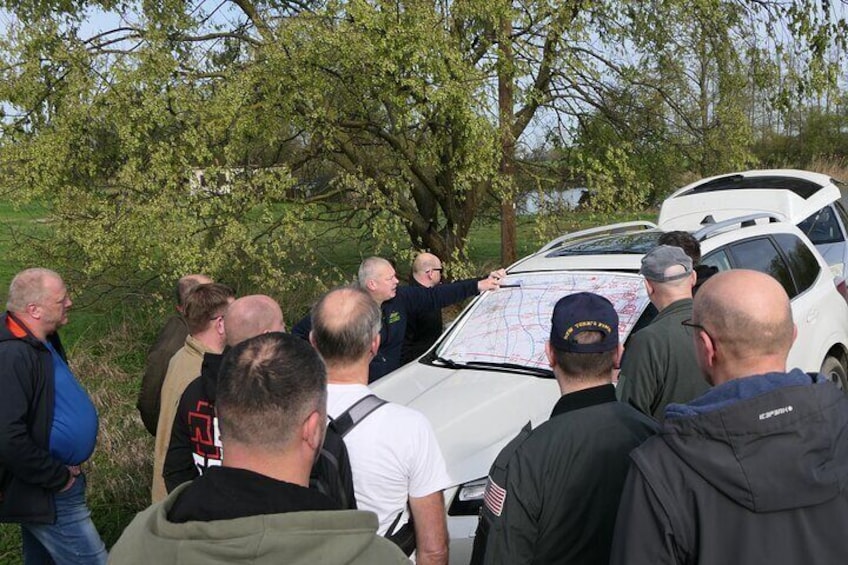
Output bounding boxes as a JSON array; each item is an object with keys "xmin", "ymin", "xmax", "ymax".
[{"xmin": 821, "ymin": 355, "xmax": 848, "ymax": 391}]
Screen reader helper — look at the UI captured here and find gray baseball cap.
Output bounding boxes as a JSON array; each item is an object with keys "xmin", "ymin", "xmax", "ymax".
[{"xmin": 640, "ymin": 245, "xmax": 693, "ymax": 282}]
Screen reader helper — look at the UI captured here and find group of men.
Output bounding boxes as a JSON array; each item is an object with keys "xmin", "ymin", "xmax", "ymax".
[
  {"xmin": 122, "ymin": 254, "xmax": 503, "ymax": 564},
  {"xmin": 470, "ymin": 235, "xmax": 848, "ymax": 565},
  {"xmin": 3, "ymin": 233, "xmax": 848, "ymax": 564}
]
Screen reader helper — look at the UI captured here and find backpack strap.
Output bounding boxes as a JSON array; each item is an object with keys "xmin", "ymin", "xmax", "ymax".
[{"xmin": 334, "ymin": 394, "xmax": 388, "ymax": 438}]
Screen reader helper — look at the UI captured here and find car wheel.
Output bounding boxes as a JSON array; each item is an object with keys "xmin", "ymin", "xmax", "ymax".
[{"xmin": 821, "ymin": 356, "xmax": 848, "ymax": 391}]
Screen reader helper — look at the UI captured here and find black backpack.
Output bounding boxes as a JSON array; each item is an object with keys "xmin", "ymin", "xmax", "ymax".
[{"xmin": 309, "ymin": 394, "xmax": 387, "ymax": 510}]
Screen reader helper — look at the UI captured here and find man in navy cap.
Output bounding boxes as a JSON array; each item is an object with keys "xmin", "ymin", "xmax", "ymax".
[
  {"xmin": 617, "ymin": 244, "xmax": 709, "ymax": 420},
  {"xmin": 470, "ymin": 292, "xmax": 659, "ymax": 565}
]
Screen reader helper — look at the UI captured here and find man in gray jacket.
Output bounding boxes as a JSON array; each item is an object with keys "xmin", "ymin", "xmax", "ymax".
[
  {"xmin": 611, "ymin": 270, "xmax": 848, "ymax": 564},
  {"xmin": 111, "ymin": 332, "xmax": 408, "ymax": 564}
]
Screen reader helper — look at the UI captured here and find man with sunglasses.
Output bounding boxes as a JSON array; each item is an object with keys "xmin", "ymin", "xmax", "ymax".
[
  {"xmin": 402, "ymin": 252, "xmax": 446, "ymax": 365},
  {"xmin": 617, "ymin": 245, "xmax": 709, "ymax": 421},
  {"xmin": 611, "ymin": 269, "xmax": 848, "ymax": 564}
]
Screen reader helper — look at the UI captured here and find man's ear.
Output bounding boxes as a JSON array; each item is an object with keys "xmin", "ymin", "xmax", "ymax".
[
  {"xmin": 644, "ymin": 279, "xmax": 654, "ymax": 296},
  {"xmin": 308, "ymin": 330, "xmax": 316, "ymax": 349},
  {"xmin": 698, "ymin": 329, "xmax": 716, "ymax": 368},
  {"xmin": 545, "ymin": 340, "xmax": 556, "ymax": 369},
  {"xmin": 370, "ymin": 333, "xmax": 381, "ymax": 357},
  {"xmin": 303, "ymin": 410, "xmax": 324, "ymax": 452},
  {"xmin": 614, "ymin": 343, "xmax": 624, "ymax": 369}
]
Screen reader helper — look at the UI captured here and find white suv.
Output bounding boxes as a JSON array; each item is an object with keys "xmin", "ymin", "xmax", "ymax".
[
  {"xmin": 659, "ymin": 169, "xmax": 848, "ymax": 279},
  {"xmin": 372, "ymin": 216, "xmax": 848, "ymax": 564}
]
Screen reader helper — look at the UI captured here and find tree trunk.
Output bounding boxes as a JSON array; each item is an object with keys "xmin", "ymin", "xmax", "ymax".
[{"xmin": 498, "ymin": 10, "xmax": 517, "ymax": 266}]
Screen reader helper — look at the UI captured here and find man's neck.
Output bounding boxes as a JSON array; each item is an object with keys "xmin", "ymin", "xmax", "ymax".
[
  {"xmin": 191, "ymin": 329, "xmax": 224, "ymax": 354},
  {"xmin": 9, "ymin": 313, "xmax": 47, "ymax": 341},
  {"xmin": 710, "ymin": 358, "xmax": 788, "ymax": 386},
  {"xmin": 326, "ymin": 360, "xmax": 370, "ymax": 385},
  {"xmin": 223, "ymin": 445, "xmax": 309, "ymax": 487},
  {"xmin": 557, "ymin": 372, "xmax": 610, "ymax": 396},
  {"xmin": 652, "ymin": 292, "xmax": 691, "ymax": 312},
  {"xmin": 412, "ymin": 273, "xmax": 430, "ymax": 287}
]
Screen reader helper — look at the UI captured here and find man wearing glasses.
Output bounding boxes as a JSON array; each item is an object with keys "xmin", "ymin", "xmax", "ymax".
[
  {"xmin": 611, "ymin": 269, "xmax": 848, "ymax": 564},
  {"xmin": 151, "ymin": 282, "xmax": 235, "ymax": 502},
  {"xmin": 617, "ymin": 245, "xmax": 709, "ymax": 421},
  {"xmin": 402, "ymin": 252, "xmax": 446, "ymax": 365}
]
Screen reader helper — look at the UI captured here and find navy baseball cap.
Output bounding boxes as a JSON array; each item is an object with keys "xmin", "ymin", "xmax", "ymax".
[{"xmin": 550, "ymin": 292, "xmax": 619, "ymax": 353}]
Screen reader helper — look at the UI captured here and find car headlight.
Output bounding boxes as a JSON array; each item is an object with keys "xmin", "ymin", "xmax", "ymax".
[{"xmin": 448, "ymin": 477, "xmax": 487, "ymax": 516}]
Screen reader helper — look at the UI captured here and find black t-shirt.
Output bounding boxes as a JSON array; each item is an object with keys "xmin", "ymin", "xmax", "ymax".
[{"xmin": 168, "ymin": 466, "xmax": 339, "ymax": 523}]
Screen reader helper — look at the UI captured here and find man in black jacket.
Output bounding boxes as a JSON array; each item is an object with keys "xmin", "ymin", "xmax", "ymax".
[
  {"xmin": 471, "ymin": 292, "xmax": 659, "ymax": 565},
  {"xmin": 401, "ymin": 252, "xmax": 445, "ymax": 365},
  {"xmin": 611, "ymin": 269, "xmax": 848, "ymax": 565},
  {"xmin": 0, "ymin": 268, "xmax": 106, "ymax": 564},
  {"xmin": 293, "ymin": 256, "xmax": 505, "ymax": 382},
  {"xmin": 163, "ymin": 294, "xmax": 286, "ymax": 492}
]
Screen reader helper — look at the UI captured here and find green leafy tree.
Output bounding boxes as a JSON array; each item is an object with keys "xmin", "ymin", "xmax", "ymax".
[{"xmin": 0, "ymin": 0, "xmax": 845, "ymax": 292}]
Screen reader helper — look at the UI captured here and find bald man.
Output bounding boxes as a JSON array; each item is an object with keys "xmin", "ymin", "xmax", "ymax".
[
  {"xmin": 402, "ymin": 253, "xmax": 445, "ymax": 364},
  {"xmin": 162, "ymin": 295, "xmax": 286, "ymax": 492},
  {"xmin": 611, "ymin": 270, "xmax": 848, "ymax": 565},
  {"xmin": 138, "ymin": 274, "xmax": 213, "ymax": 435}
]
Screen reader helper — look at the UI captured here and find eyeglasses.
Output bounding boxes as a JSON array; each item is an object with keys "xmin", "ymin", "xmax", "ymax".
[
  {"xmin": 681, "ymin": 318, "xmax": 715, "ymax": 343},
  {"xmin": 427, "ymin": 268, "xmax": 443, "ymax": 273},
  {"xmin": 209, "ymin": 314, "xmax": 225, "ymax": 321}
]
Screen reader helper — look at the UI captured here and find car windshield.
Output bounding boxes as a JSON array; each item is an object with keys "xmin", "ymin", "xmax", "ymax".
[
  {"xmin": 547, "ymin": 231, "xmax": 662, "ymax": 256},
  {"xmin": 434, "ymin": 271, "xmax": 650, "ymax": 372}
]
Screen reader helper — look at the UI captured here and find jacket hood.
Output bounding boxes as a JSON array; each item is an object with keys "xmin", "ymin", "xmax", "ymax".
[
  {"xmin": 661, "ymin": 373, "xmax": 848, "ymax": 513},
  {"xmin": 110, "ymin": 484, "xmax": 395, "ymax": 564}
]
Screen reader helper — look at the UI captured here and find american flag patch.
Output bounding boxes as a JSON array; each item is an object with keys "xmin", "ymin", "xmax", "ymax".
[{"xmin": 483, "ymin": 476, "xmax": 507, "ymax": 517}]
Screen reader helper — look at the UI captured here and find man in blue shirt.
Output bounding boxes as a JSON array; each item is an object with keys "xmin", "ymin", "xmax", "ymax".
[{"xmin": 0, "ymin": 268, "xmax": 106, "ymax": 564}]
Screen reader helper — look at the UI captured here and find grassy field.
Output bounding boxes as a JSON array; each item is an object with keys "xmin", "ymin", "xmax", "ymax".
[{"xmin": 0, "ymin": 202, "xmax": 653, "ymax": 562}]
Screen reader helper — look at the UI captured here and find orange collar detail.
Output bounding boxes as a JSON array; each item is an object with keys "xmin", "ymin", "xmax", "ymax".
[{"xmin": 6, "ymin": 315, "xmax": 30, "ymax": 339}]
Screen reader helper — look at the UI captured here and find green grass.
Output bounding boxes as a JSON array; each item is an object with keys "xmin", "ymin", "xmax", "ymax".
[{"xmin": 0, "ymin": 202, "xmax": 653, "ymax": 561}]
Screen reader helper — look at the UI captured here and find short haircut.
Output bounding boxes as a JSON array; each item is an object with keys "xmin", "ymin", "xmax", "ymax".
[
  {"xmin": 175, "ymin": 274, "xmax": 212, "ymax": 307},
  {"xmin": 6, "ymin": 268, "xmax": 62, "ymax": 313},
  {"xmin": 412, "ymin": 253, "xmax": 440, "ymax": 275},
  {"xmin": 553, "ymin": 331, "xmax": 617, "ymax": 380},
  {"xmin": 658, "ymin": 231, "xmax": 701, "ymax": 264},
  {"xmin": 311, "ymin": 286, "xmax": 382, "ymax": 365},
  {"xmin": 183, "ymin": 283, "xmax": 235, "ymax": 334},
  {"xmin": 357, "ymin": 257, "xmax": 392, "ymax": 287},
  {"xmin": 695, "ymin": 281, "xmax": 794, "ymax": 359},
  {"xmin": 216, "ymin": 332, "xmax": 327, "ymax": 448}
]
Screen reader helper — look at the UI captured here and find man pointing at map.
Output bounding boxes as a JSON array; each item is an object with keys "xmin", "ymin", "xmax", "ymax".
[{"xmin": 293, "ymin": 257, "xmax": 505, "ymax": 381}]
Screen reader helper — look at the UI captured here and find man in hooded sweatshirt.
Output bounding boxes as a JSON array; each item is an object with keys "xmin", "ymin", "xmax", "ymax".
[
  {"xmin": 610, "ymin": 269, "xmax": 848, "ymax": 565},
  {"xmin": 110, "ymin": 332, "xmax": 409, "ymax": 565}
]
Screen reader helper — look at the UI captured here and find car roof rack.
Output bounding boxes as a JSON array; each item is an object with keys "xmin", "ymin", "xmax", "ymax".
[
  {"xmin": 537, "ymin": 221, "xmax": 657, "ymax": 253},
  {"xmin": 693, "ymin": 212, "xmax": 782, "ymax": 241}
]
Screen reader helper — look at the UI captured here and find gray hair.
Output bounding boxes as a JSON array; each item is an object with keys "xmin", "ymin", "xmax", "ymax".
[
  {"xmin": 6, "ymin": 268, "xmax": 62, "ymax": 313},
  {"xmin": 311, "ymin": 286, "xmax": 382, "ymax": 365},
  {"xmin": 357, "ymin": 257, "xmax": 391, "ymax": 288}
]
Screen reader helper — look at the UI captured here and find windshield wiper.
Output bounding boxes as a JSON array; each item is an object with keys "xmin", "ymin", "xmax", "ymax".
[
  {"xmin": 466, "ymin": 361, "xmax": 554, "ymax": 378},
  {"xmin": 431, "ymin": 355, "xmax": 463, "ymax": 369}
]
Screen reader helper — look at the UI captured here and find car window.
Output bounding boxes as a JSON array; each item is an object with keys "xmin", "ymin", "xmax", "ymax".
[
  {"xmin": 773, "ymin": 233, "xmax": 820, "ymax": 294},
  {"xmin": 725, "ymin": 237, "xmax": 797, "ymax": 298},
  {"xmin": 798, "ymin": 206, "xmax": 843, "ymax": 244},
  {"xmin": 835, "ymin": 201, "xmax": 848, "ymax": 237},
  {"xmin": 436, "ymin": 272, "xmax": 649, "ymax": 371},
  {"xmin": 700, "ymin": 249, "xmax": 732, "ymax": 272}
]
